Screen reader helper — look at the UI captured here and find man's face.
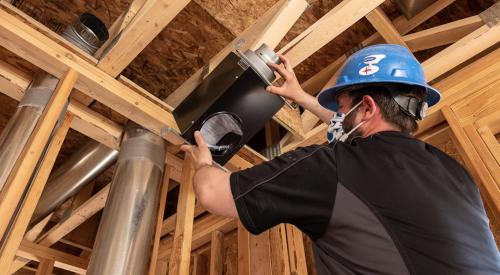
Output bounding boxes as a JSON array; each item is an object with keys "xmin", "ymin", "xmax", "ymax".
[{"xmin": 336, "ymin": 93, "xmax": 359, "ymax": 134}]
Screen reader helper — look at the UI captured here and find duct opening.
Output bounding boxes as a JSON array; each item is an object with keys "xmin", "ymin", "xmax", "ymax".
[
  {"xmin": 62, "ymin": 13, "xmax": 109, "ymax": 55},
  {"xmin": 199, "ymin": 112, "xmax": 243, "ymax": 156}
]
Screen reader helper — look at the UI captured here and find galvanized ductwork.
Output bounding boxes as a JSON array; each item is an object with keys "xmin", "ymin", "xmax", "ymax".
[
  {"xmin": 87, "ymin": 122, "xmax": 166, "ymax": 275},
  {"xmin": 0, "ymin": 13, "xmax": 108, "ymax": 192},
  {"xmin": 395, "ymin": 0, "xmax": 437, "ymax": 19},
  {"xmin": 29, "ymin": 140, "xmax": 118, "ymax": 226}
]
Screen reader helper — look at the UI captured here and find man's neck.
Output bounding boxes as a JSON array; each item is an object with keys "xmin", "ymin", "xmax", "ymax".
[{"xmin": 361, "ymin": 120, "xmax": 401, "ymax": 138}]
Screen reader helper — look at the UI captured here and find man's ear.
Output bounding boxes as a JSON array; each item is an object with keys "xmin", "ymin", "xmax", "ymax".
[{"xmin": 361, "ymin": 95, "xmax": 378, "ymax": 121}]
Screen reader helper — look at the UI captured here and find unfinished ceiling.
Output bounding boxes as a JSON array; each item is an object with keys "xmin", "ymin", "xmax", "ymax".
[{"xmin": 0, "ymin": 0, "xmax": 494, "ymax": 162}]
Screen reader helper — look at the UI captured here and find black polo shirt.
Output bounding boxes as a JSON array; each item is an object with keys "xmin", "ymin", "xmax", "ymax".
[{"xmin": 230, "ymin": 131, "xmax": 500, "ymax": 274}]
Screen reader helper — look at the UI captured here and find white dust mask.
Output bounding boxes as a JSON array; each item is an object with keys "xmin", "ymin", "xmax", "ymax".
[{"xmin": 327, "ymin": 100, "xmax": 365, "ymax": 143}]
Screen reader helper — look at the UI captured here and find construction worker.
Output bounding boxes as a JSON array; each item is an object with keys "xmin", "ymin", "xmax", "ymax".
[{"xmin": 181, "ymin": 44, "xmax": 500, "ymax": 274}]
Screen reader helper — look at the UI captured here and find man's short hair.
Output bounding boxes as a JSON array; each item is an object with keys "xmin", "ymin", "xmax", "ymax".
[{"xmin": 348, "ymin": 84, "xmax": 426, "ymax": 134}]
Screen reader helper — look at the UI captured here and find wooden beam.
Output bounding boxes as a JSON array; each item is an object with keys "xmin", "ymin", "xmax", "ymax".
[
  {"xmin": 16, "ymin": 240, "xmax": 88, "ymax": 274},
  {"xmin": 161, "ymin": 204, "xmax": 205, "ymax": 237},
  {"xmin": 269, "ymin": 224, "xmax": 291, "ymax": 275},
  {"xmin": 209, "ymin": 230, "xmax": 224, "ymax": 275},
  {"xmin": 35, "ymin": 259, "xmax": 55, "ymax": 275},
  {"xmin": 93, "ymin": 0, "xmax": 148, "ymax": 58},
  {"xmin": 98, "ymin": 0, "xmax": 190, "ymax": 77},
  {"xmin": 0, "ymin": 69, "xmax": 77, "ymax": 254},
  {"xmin": 285, "ymin": 224, "xmax": 307, "ymax": 275},
  {"xmin": 165, "ymin": 0, "xmax": 308, "ymax": 108},
  {"xmin": 148, "ymin": 164, "xmax": 172, "ymax": 275},
  {"xmin": 193, "ymin": 253, "xmax": 208, "ymax": 275},
  {"xmin": 279, "ymin": 0, "xmax": 385, "ymax": 66},
  {"xmin": 237, "ymin": 221, "xmax": 251, "ymax": 275},
  {"xmin": 0, "ymin": 113, "xmax": 73, "ymax": 274},
  {"xmin": 389, "ymin": 0, "xmax": 457, "ymax": 38},
  {"xmin": 168, "ymin": 157, "xmax": 196, "ymax": 275},
  {"xmin": 365, "ymin": 7, "xmax": 408, "ymax": 47},
  {"xmin": 404, "ymin": 15, "xmax": 483, "ymax": 52},
  {"xmin": 422, "ymin": 5, "xmax": 500, "ymax": 82},
  {"xmin": 0, "ymin": 6, "xmax": 183, "ymax": 145},
  {"xmin": 442, "ymin": 106, "xmax": 500, "ymax": 220},
  {"xmin": 417, "ymin": 47, "xmax": 500, "ymax": 135}
]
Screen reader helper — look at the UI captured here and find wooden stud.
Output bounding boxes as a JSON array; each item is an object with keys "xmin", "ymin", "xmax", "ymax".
[
  {"xmin": 209, "ymin": 230, "xmax": 225, "ymax": 275},
  {"xmin": 168, "ymin": 156, "xmax": 196, "ymax": 275},
  {"xmin": 286, "ymin": 224, "xmax": 307, "ymax": 275},
  {"xmin": 366, "ymin": 7, "xmax": 408, "ymax": 47},
  {"xmin": 155, "ymin": 259, "xmax": 169, "ymax": 275},
  {"xmin": 269, "ymin": 224, "xmax": 291, "ymax": 275},
  {"xmin": 0, "ymin": 112, "xmax": 73, "ymax": 274},
  {"xmin": 35, "ymin": 259, "xmax": 55, "ymax": 275},
  {"xmin": 193, "ymin": 254, "xmax": 208, "ymax": 275},
  {"xmin": 237, "ymin": 221, "xmax": 251, "ymax": 275},
  {"xmin": 159, "ymin": 214, "xmax": 236, "ymax": 260},
  {"xmin": 0, "ymin": 68, "xmax": 77, "ymax": 257},
  {"xmin": 148, "ymin": 165, "xmax": 172, "ymax": 275}
]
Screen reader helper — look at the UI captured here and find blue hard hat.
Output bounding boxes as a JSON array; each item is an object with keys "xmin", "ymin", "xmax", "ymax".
[{"xmin": 318, "ymin": 44, "xmax": 441, "ymax": 112}]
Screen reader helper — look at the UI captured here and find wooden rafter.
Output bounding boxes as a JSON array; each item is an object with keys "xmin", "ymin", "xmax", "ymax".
[
  {"xmin": 98, "ymin": 0, "xmax": 191, "ymax": 77},
  {"xmin": 404, "ymin": 15, "xmax": 483, "ymax": 52},
  {"xmin": 365, "ymin": 7, "xmax": 409, "ymax": 47}
]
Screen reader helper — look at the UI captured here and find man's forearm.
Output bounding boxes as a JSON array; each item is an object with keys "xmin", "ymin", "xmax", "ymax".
[{"xmin": 295, "ymin": 92, "xmax": 334, "ymax": 124}]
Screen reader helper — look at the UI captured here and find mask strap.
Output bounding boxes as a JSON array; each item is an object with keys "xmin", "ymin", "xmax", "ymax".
[
  {"xmin": 339, "ymin": 121, "xmax": 365, "ymax": 142},
  {"xmin": 344, "ymin": 100, "xmax": 363, "ymax": 117}
]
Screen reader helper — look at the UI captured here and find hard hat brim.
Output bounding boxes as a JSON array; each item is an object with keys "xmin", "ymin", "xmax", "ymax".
[{"xmin": 318, "ymin": 81, "xmax": 441, "ymax": 112}]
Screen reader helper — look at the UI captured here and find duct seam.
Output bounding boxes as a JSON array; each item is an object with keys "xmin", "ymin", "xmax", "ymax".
[{"xmin": 118, "ymin": 137, "xmax": 165, "ymax": 171}]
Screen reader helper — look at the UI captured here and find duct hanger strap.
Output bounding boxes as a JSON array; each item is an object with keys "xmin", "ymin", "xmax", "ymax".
[
  {"xmin": 480, "ymin": 2, "xmax": 500, "ymax": 27},
  {"xmin": 118, "ymin": 137, "xmax": 165, "ymax": 171}
]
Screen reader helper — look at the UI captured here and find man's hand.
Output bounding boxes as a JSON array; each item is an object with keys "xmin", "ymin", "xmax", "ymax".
[
  {"xmin": 266, "ymin": 54, "xmax": 307, "ymax": 104},
  {"xmin": 180, "ymin": 131, "xmax": 213, "ymax": 170}
]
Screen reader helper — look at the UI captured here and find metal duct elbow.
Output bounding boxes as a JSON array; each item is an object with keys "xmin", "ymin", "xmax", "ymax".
[
  {"xmin": 30, "ymin": 140, "xmax": 118, "ymax": 226},
  {"xmin": 61, "ymin": 13, "xmax": 109, "ymax": 55}
]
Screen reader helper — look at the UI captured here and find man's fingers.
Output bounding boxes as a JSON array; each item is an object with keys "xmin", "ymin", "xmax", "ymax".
[
  {"xmin": 194, "ymin": 131, "xmax": 208, "ymax": 150},
  {"xmin": 268, "ymin": 62, "xmax": 289, "ymax": 79},
  {"xmin": 278, "ymin": 54, "xmax": 293, "ymax": 72},
  {"xmin": 180, "ymin": 144, "xmax": 194, "ymax": 154},
  {"xmin": 266, "ymin": 85, "xmax": 285, "ymax": 96}
]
